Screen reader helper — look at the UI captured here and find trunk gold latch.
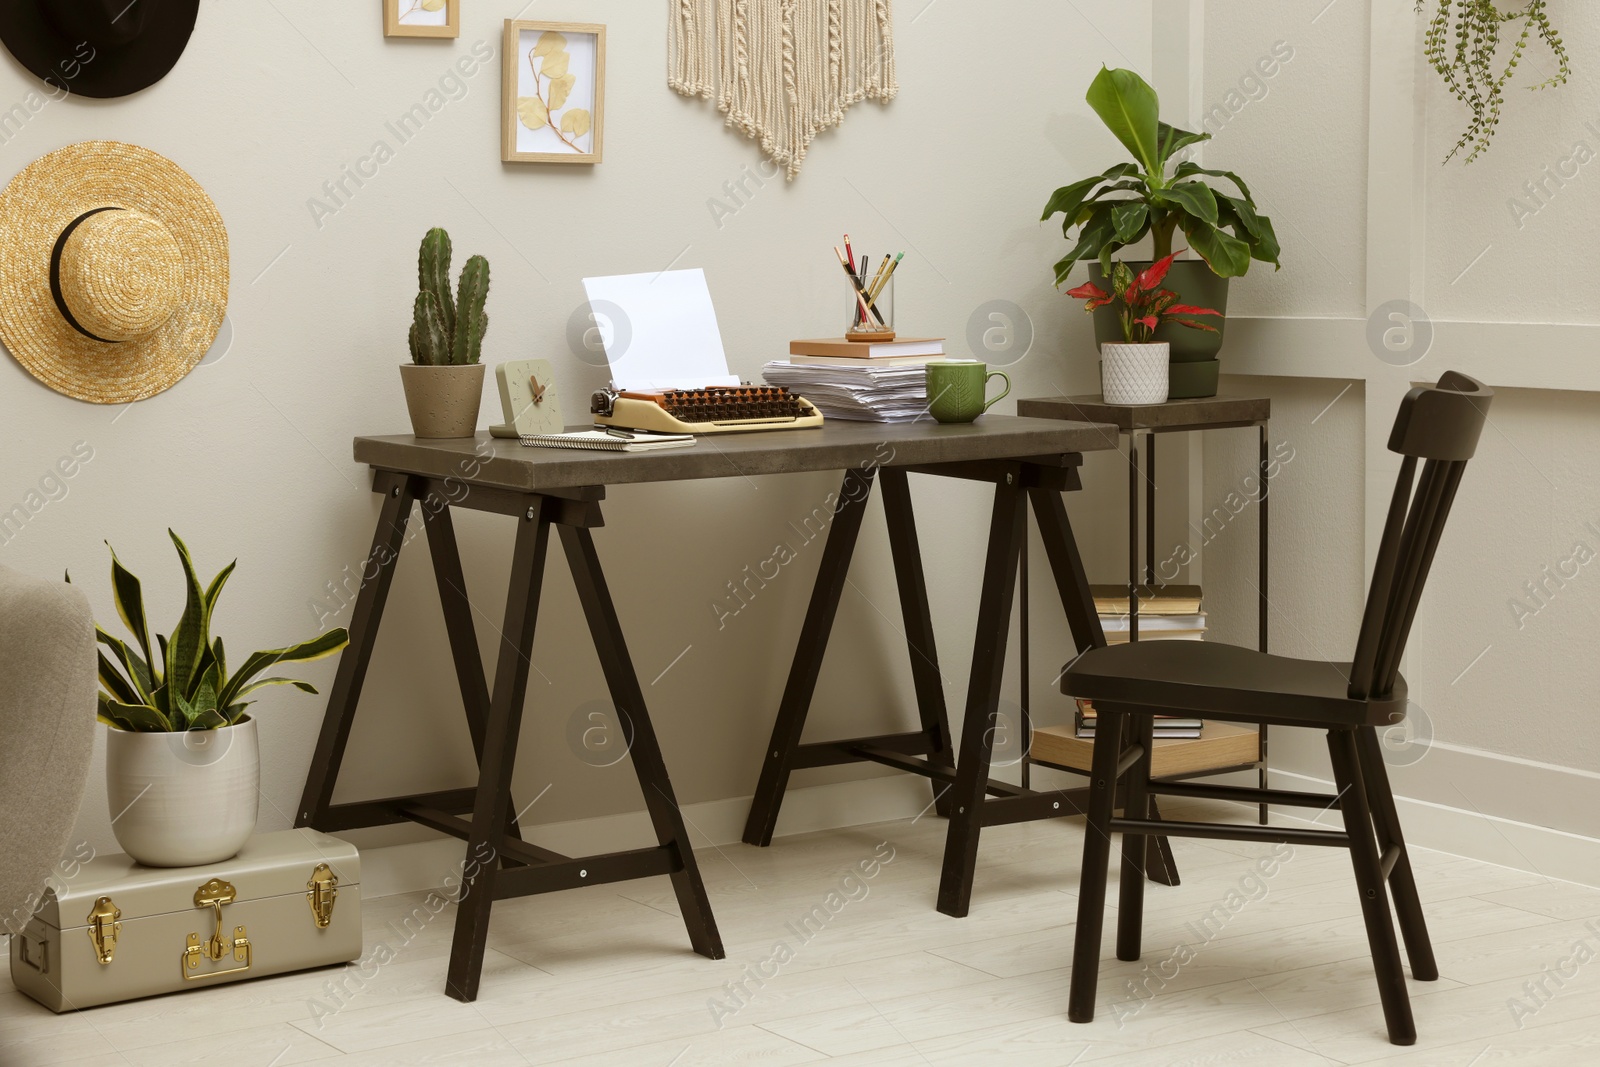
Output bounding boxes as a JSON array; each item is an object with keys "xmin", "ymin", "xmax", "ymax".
[
  {"xmin": 86, "ymin": 897, "xmax": 120, "ymax": 965},
  {"xmin": 306, "ymin": 864, "xmax": 339, "ymax": 929},
  {"xmin": 182, "ymin": 878, "xmax": 252, "ymax": 980}
]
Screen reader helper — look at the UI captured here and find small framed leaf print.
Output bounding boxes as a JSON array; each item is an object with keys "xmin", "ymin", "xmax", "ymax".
[
  {"xmin": 385, "ymin": 0, "xmax": 459, "ymax": 39},
  {"xmin": 501, "ymin": 21, "xmax": 606, "ymax": 164}
]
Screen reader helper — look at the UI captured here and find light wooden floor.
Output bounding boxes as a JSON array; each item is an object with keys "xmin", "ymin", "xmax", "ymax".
[{"xmin": 5, "ymin": 803, "xmax": 1600, "ymax": 1066}]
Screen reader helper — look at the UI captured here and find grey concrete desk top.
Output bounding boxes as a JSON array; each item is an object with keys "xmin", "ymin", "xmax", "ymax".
[
  {"xmin": 1016, "ymin": 394, "xmax": 1270, "ymax": 432},
  {"xmin": 355, "ymin": 415, "xmax": 1119, "ymax": 494}
]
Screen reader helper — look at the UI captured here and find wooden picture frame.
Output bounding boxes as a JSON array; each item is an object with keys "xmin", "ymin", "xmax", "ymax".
[
  {"xmin": 501, "ymin": 21, "xmax": 606, "ymax": 164},
  {"xmin": 384, "ymin": 0, "xmax": 460, "ymax": 39}
]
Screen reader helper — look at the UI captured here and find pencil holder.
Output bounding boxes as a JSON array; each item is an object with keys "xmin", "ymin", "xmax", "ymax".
[{"xmin": 846, "ymin": 273, "xmax": 894, "ymax": 342}]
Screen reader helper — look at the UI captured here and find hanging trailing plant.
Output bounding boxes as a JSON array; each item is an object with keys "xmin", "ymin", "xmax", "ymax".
[{"xmin": 1416, "ymin": 1, "xmax": 1570, "ymax": 164}]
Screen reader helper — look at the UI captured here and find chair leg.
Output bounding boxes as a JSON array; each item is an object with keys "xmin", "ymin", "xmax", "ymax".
[
  {"xmin": 1116, "ymin": 709, "xmax": 1154, "ymax": 962},
  {"xmin": 1068, "ymin": 705, "xmax": 1125, "ymax": 1024},
  {"xmin": 1144, "ymin": 797, "xmax": 1180, "ymax": 887},
  {"xmin": 1327, "ymin": 729, "xmax": 1416, "ymax": 1046},
  {"xmin": 1356, "ymin": 726, "xmax": 1439, "ymax": 982}
]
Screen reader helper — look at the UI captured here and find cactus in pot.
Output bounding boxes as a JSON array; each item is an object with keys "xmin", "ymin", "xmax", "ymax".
[
  {"xmin": 407, "ymin": 227, "xmax": 490, "ymax": 366},
  {"xmin": 400, "ymin": 227, "xmax": 492, "ymax": 437}
]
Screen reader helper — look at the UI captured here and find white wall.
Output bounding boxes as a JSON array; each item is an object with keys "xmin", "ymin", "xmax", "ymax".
[
  {"xmin": 14, "ymin": 0, "xmax": 1583, "ymax": 890},
  {"xmin": 1200, "ymin": 0, "xmax": 1600, "ymax": 879},
  {"xmin": 0, "ymin": 1, "xmax": 1172, "ymax": 862}
]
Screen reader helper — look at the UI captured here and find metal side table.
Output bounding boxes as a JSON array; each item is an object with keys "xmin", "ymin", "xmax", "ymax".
[{"xmin": 1015, "ymin": 393, "xmax": 1272, "ymax": 824}]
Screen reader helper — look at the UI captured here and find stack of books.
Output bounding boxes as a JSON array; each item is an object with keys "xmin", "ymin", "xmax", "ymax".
[
  {"xmin": 1093, "ymin": 583, "xmax": 1205, "ymax": 645},
  {"xmin": 1074, "ymin": 704, "xmax": 1202, "ymax": 739},
  {"xmin": 1075, "ymin": 583, "xmax": 1207, "ymax": 739},
  {"xmin": 761, "ymin": 336, "xmax": 944, "ymax": 422}
]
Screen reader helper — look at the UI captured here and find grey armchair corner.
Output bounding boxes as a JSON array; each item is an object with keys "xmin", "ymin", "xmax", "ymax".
[{"xmin": 0, "ymin": 564, "xmax": 97, "ymax": 939}]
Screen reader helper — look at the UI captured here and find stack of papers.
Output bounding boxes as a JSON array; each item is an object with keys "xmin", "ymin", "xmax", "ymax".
[{"xmin": 761, "ymin": 361, "xmax": 929, "ymax": 422}]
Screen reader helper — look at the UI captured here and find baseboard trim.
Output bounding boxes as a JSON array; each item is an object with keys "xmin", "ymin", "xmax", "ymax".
[
  {"xmin": 1267, "ymin": 767, "xmax": 1600, "ymax": 890},
  {"xmin": 359, "ymin": 774, "xmax": 933, "ymax": 900}
]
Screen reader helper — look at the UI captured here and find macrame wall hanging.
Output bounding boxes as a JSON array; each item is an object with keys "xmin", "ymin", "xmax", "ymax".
[{"xmin": 669, "ymin": 0, "xmax": 898, "ymax": 179}]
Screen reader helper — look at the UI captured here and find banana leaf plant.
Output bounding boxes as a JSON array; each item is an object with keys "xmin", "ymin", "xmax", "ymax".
[
  {"xmin": 1041, "ymin": 66, "xmax": 1282, "ymax": 285},
  {"xmin": 73, "ymin": 531, "xmax": 349, "ymax": 732}
]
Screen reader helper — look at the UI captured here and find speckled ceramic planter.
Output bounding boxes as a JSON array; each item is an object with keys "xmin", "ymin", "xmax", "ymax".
[{"xmin": 399, "ymin": 363, "xmax": 485, "ymax": 439}]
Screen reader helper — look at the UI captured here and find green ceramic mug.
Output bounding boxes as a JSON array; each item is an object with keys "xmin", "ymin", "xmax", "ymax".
[{"xmin": 926, "ymin": 360, "xmax": 1011, "ymax": 423}]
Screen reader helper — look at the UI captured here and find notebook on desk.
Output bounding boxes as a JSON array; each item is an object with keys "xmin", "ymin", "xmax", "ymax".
[
  {"xmin": 580, "ymin": 268, "xmax": 822, "ymax": 435},
  {"xmin": 519, "ymin": 429, "xmax": 695, "ymax": 452}
]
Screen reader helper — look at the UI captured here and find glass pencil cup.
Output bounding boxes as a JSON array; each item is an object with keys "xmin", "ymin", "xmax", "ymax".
[{"xmin": 845, "ymin": 272, "xmax": 894, "ymax": 342}]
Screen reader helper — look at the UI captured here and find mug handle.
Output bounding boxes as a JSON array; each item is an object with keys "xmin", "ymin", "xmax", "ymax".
[{"xmin": 982, "ymin": 370, "xmax": 1012, "ymax": 412}]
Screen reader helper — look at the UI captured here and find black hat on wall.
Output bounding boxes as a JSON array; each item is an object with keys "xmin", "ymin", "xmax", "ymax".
[{"xmin": 0, "ymin": 0, "xmax": 199, "ymax": 99}]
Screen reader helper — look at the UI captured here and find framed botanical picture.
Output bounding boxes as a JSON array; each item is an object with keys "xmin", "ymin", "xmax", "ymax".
[
  {"xmin": 384, "ymin": 0, "xmax": 460, "ymax": 39},
  {"xmin": 501, "ymin": 21, "xmax": 606, "ymax": 164}
]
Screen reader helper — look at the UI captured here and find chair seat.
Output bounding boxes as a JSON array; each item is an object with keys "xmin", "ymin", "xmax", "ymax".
[{"xmin": 1062, "ymin": 640, "xmax": 1406, "ymax": 728}]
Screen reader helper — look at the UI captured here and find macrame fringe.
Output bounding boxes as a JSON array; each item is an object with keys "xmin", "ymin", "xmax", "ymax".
[{"xmin": 668, "ymin": 0, "xmax": 897, "ymax": 179}]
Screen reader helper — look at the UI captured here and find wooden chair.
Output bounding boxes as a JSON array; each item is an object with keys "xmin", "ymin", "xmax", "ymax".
[{"xmin": 1062, "ymin": 371, "xmax": 1492, "ymax": 1046}]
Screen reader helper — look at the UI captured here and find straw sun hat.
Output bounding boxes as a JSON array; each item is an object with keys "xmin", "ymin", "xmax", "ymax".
[{"xmin": 0, "ymin": 140, "xmax": 228, "ymax": 404}]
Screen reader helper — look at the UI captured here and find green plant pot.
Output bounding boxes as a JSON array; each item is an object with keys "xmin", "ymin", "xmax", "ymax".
[
  {"xmin": 1167, "ymin": 359, "xmax": 1220, "ymax": 400},
  {"xmin": 1088, "ymin": 260, "xmax": 1229, "ymax": 364}
]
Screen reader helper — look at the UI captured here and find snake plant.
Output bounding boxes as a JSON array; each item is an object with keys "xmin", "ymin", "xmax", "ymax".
[
  {"xmin": 1042, "ymin": 66, "xmax": 1281, "ymax": 285},
  {"xmin": 76, "ymin": 531, "xmax": 349, "ymax": 732}
]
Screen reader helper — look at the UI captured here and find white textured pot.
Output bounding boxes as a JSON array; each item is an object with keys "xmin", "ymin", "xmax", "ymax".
[
  {"xmin": 105, "ymin": 718, "xmax": 260, "ymax": 867},
  {"xmin": 1100, "ymin": 342, "xmax": 1170, "ymax": 405},
  {"xmin": 399, "ymin": 363, "xmax": 486, "ymax": 439}
]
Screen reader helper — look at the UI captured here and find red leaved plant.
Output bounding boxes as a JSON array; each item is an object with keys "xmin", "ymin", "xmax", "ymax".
[{"xmin": 1065, "ymin": 250, "xmax": 1222, "ymax": 344}]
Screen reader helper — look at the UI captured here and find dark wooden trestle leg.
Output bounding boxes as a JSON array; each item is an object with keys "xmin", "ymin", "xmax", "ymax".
[
  {"xmin": 880, "ymin": 468, "xmax": 956, "ymax": 818},
  {"xmin": 936, "ymin": 471, "xmax": 1027, "ymax": 918},
  {"xmin": 742, "ymin": 468, "xmax": 877, "ymax": 847},
  {"xmin": 422, "ymin": 503, "xmax": 525, "ymax": 854},
  {"xmin": 445, "ymin": 500, "xmax": 552, "ymax": 1002},
  {"xmin": 560, "ymin": 524, "xmax": 725, "ymax": 961},
  {"xmin": 297, "ymin": 472, "xmax": 417, "ymax": 828}
]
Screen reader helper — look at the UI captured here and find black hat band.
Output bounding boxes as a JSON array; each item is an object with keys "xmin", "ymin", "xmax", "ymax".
[{"xmin": 49, "ymin": 205, "xmax": 123, "ymax": 343}]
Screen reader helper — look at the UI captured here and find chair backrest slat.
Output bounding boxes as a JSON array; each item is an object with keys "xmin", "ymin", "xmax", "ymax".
[
  {"xmin": 1372, "ymin": 461, "xmax": 1467, "ymax": 695},
  {"xmin": 1348, "ymin": 456, "xmax": 1415, "ymax": 701},
  {"xmin": 1347, "ymin": 372, "xmax": 1491, "ymax": 702}
]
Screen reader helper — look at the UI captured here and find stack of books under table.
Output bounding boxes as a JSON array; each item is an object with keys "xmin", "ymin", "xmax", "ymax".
[
  {"xmin": 1076, "ymin": 584, "xmax": 1206, "ymax": 739},
  {"xmin": 762, "ymin": 336, "xmax": 944, "ymax": 422},
  {"xmin": 1031, "ymin": 579, "xmax": 1260, "ymax": 777}
]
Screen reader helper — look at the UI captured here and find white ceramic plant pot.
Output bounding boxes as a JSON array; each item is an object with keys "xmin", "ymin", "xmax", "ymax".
[
  {"xmin": 105, "ymin": 718, "xmax": 260, "ymax": 867},
  {"xmin": 1100, "ymin": 342, "xmax": 1170, "ymax": 405},
  {"xmin": 399, "ymin": 363, "xmax": 486, "ymax": 439}
]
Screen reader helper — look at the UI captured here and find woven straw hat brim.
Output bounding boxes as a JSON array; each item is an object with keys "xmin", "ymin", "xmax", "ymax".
[{"xmin": 0, "ymin": 140, "xmax": 228, "ymax": 404}]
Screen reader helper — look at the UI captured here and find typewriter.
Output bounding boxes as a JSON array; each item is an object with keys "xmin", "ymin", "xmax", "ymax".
[{"xmin": 592, "ymin": 385, "xmax": 823, "ymax": 435}]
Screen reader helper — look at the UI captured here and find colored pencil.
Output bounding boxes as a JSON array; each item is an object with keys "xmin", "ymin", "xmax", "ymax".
[
  {"xmin": 834, "ymin": 245, "xmax": 874, "ymax": 321},
  {"xmin": 870, "ymin": 252, "xmax": 904, "ymax": 301}
]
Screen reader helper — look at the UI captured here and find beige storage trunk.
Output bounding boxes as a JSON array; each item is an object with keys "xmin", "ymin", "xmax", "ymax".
[{"xmin": 10, "ymin": 829, "xmax": 362, "ymax": 1012}]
